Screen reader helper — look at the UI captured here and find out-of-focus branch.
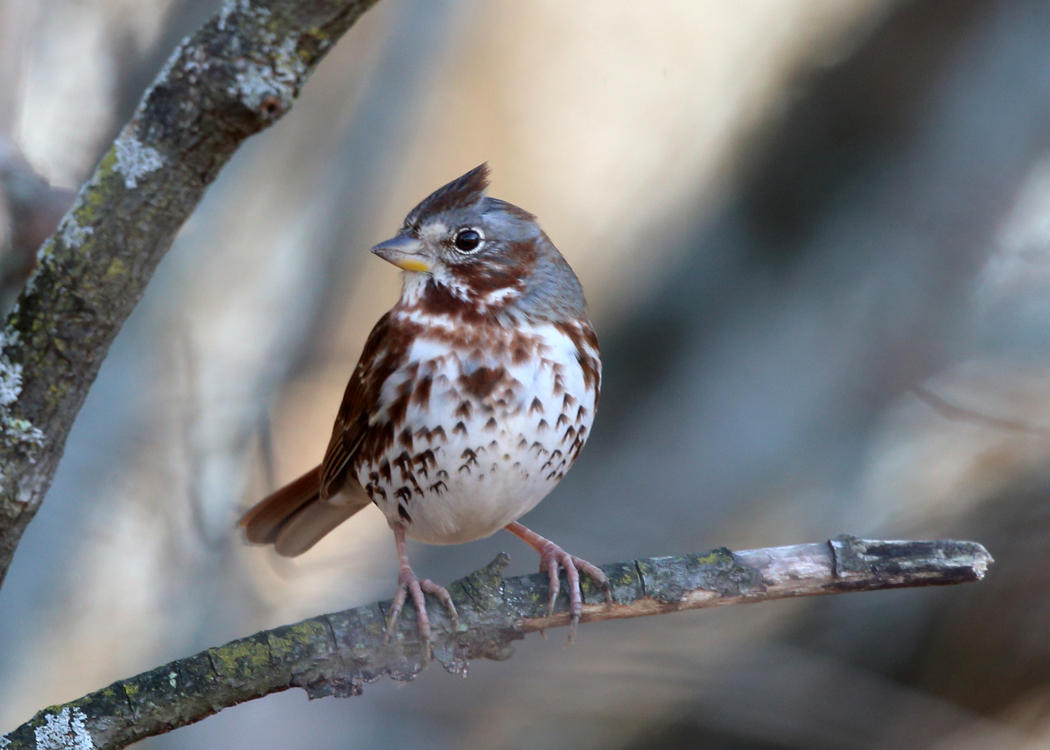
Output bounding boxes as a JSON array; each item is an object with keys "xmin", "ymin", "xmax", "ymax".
[
  {"xmin": 0, "ymin": 0, "xmax": 382, "ymax": 590},
  {"xmin": 0, "ymin": 535, "xmax": 992, "ymax": 750},
  {"xmin": 913, "ymin": 384, "xmax": 1050, "ymax": 438}
]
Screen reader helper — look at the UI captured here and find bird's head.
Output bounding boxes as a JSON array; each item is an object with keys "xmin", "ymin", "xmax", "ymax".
[{"xmin": 371, "ymin": 164, "xmax": 586, "ymax": 322}]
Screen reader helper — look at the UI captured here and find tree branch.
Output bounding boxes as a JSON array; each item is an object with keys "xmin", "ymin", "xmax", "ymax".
[
  {"xmin": 0, "ymin": 0, "xmax": 382, "ymax": 589},
  {"xmin": 0, "ymin": 535, "xmax": 992, "ymax": 750}
]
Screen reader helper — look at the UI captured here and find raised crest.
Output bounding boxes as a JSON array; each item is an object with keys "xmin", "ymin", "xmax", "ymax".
[{"xmin": 404, "ymin": 163, "xmax": 490, "ymax": 228}]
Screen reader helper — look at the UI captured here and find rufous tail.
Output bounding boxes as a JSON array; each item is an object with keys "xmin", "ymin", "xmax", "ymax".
[{"xmin": 240, "ymin": 465, "xmax": 370, "ymax": 557}]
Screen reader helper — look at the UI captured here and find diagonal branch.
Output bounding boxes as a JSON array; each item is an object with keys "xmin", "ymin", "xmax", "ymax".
[
  {"xmin": 0, "ymin": 0, "xmax": 383, "ymax": 590},
  {"xmin": 0, "ymin": 535, "xmax": 992, "ymax": 750}
]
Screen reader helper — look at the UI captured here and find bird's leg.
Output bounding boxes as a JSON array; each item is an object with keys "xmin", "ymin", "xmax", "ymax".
[
  {"xmin": 504, "ymin": 521, "xmax": 610, "ymax": 640},
  {"xmin": 386, "ymin": 523, "xmax": 459, "ymax": 652}
]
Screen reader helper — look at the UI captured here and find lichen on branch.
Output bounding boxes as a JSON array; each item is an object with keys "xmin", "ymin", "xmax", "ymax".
[
  {"xmin": 0, "ymin": 0, "xmax": 381, "ymax": 589},
  {"xmin": 0, "ymin": 536, "xmax": 992, "ymax": 750}
]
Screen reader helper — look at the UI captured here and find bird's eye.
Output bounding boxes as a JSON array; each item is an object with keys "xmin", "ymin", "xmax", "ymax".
[{"xmin": 453, "ymin": 228, "xmax": 482, "ymax": 252}]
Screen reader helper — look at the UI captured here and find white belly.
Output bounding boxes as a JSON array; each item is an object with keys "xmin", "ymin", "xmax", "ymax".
[{"xmin": 355, "ymin": 319, "xmax": 597, "ymax": 545}]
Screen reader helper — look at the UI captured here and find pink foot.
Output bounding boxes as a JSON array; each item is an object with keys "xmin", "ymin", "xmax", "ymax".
[
  {"xmin": 386, "ymin": 525, "xmax": 459, "ymax": 653},
  {"xmin": 386, "ymin": 569, "xmax": 458, "ymax": 644},
  {"xmin": 505, "ymin": 522, "xmax": 610, "ymax": 640}
]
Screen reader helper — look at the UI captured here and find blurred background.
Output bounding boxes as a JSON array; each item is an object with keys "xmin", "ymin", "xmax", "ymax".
[{"xmin": 2, "ymin": 0, "xmax": 1050, "ymax": 747}]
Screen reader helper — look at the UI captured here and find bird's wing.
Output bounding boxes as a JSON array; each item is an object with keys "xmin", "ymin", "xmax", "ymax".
[{"xmin": 319, "ymin": 311, "xmax": 404, "ymax": 498}]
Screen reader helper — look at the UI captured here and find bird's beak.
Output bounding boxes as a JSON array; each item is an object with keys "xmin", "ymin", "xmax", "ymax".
[{"xmin": 370, "ymin": 234, "xmax": 432, "ymax": 273}]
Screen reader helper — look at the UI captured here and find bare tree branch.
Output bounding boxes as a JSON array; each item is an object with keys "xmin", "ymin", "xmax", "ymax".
[
  {"xmin": 0, "ymin": 535, "xmax": 992, "ymax": 750},
  {"xmin": 0, "ymin": 0, "xmax": 382, "ymax": 589}
]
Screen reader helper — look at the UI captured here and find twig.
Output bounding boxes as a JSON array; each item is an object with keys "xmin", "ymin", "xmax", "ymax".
[
  {"xmin": 0, "ymin": 0, "xmax": 383, "ymax": 589},
  {"xmin": 913, "ymin": 384, "xmax": 1050, "ymax": 439},
  {"xmin": 0, "ymin": 535, "xmax": 992, "ymax": 750}
]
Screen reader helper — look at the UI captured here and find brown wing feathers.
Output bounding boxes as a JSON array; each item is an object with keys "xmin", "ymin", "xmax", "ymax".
[{"xmin": 240, "ymin": 314, "xmax": 401, "ymax": 556}]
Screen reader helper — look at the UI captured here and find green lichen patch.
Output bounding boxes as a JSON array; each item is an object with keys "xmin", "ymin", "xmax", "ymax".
[
  {"xmin": 638, "ymin": 549, "xmax": 762, "ymax": 603},
  {"xmin": 208, "ymin": 633, "xmax": 272, "ymax": 682},
  {"xmin": 105, "ymin": 258, "xmax": 128, "ymax": 278},
  {"xmin": 590, "ymin": 560, "xmax": 639, "ymax": 604},
  {"xmin": 267, "ymin": 619, "xmax": 330, "ymax": 662},
  {"xmin": 123, "ymin": 652, "xmax": 220, "ymax": 721}
]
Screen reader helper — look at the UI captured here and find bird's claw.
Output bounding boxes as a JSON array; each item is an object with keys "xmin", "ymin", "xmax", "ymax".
[
  {"xmin": 385, "ymin": 570, "xmax": 459, "ymax": 658},
  {"xmin": 535, "ymin": 541, "xmax": 610, "ymax": 641}
]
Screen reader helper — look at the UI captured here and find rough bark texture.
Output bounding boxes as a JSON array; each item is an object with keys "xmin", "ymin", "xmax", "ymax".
[
  {"xmin": 0, "ymin": 0, "xmax": 381, "ymax": 589},
  {"xmin": 0, "ymin": 535, "xmax": 992, "ymax": 750}
]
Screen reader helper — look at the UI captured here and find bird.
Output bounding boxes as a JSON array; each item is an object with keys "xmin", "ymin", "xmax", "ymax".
[{"xmin": 240, "ymin": 164, "xmax": 607, "ymax": 646}]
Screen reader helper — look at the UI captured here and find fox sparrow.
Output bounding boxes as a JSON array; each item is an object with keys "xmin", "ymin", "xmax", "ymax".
[{"xmin": 240, "ymin": 164, "xmax": 607, "ymax": 646}]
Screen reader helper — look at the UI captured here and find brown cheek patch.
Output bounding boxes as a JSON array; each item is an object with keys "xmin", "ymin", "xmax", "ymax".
[{"xmin": 447, "ymin": 243, "xmax": 535, "ymax": 305}]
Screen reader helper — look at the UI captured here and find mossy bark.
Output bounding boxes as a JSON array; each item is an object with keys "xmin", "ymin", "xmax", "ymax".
[
  {"xmin": 0, "ymin": 0, "xmax": 382, "ymax": 588},
  {"xmin": 1, "ymin": 537, "xmax": 992, "ymax": 749}
]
